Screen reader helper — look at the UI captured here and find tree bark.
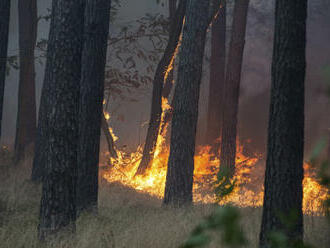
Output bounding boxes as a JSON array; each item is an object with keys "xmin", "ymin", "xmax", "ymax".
[
  {"xmin": 14, "ymin": 0, "xmax": 37, "ymax": 163},
  {"xmin": 36, "ymin": 0, "xmax": 85, "ymax": 240},
  {"xmin": 259, "ymin": 1, "xmax": 307, "ymax": 247},
  {"xmin": 219, "ymin": 0, "xmax": 249, "ymax": 176},
  {"xmin": 76, "ymin": 0, "xmax": 111, "ymax": 213},
  {"xmin": 135, "ymin": 0, "xmax": 187, "ymax": 176},
  {"xmin": 101, "ymin": 112, "xmax": 118, "ymax": 159},
  {"xmin": 0, "ymin": 0, "xmax": 11, "ymax": 140},
  {"xmin": 161, "ymin": 0, "xmax": 177, "ymax": 99},
  {"xmin": 163, "ymin": 0, "xmax": 210, "ymax": 207},
  {"xmin": 205, "ymin": 0, "xmax": 226, "ymax": 150}
]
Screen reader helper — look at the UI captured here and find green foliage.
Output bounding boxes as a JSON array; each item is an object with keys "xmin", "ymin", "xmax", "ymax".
[
  {"xmin": 181, "ymin": 168, "xmax": 246, "ymax": 248},
  {"xmin": 213, "ymin": 166, "xmax": 236, "ymax": 202},
  {"xmin": 267, "ymin": 231, "xmax": 311, "ymax": 248},
  {"xmin": 180, "ymin": 206, "xmax": 247, "ymax": 248}
]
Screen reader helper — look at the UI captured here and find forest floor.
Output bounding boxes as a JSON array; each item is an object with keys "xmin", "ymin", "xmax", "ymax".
[{"xmin": 0, "ymin": 150, "xmax": 329, "ymax": 248}]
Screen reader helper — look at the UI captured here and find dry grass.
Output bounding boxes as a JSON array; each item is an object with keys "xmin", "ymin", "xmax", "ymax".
[{"xmin": 0, "ymin": 152, "xmax": 329, "ymax": 248}]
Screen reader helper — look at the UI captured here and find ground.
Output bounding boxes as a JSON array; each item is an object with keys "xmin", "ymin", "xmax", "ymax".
[{"xmin": 0, "ymin": 150, "xmax": 329, "ymax": 248}]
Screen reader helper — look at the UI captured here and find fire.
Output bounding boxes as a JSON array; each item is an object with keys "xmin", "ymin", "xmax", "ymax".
[
  {"xmin": 102, "ymin": 101, "xmax": 328, "ymax": 215},
  {"xmin": 101, "ymin": 132, "xmax": 328, "ymax": 214}
]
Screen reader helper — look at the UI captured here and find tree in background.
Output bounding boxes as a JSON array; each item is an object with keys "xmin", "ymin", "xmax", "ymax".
[
  {"xmin": 219, "ymin": 0, "xmax": 249, "ymax": 176},
  {"xmin": 259, "ymin": 0, "xmax": 307, "ymax": 247},
  {"xmin": 135, "ymin": 0, "xmax": 187, "ymax": 176},
  {"xmin": 77, "ymin": 0, "xmax": 112, "ymax": 213},
  {"xmin": 205, "ymin": 0, "xmax": 226, "ymax": 150},
  {"xmin": 36, "ymin": 0, "xmax": 85, "ymax": 240},
  {"xmin": 14, "ymin": 0, "xmax": 37, "ymax": 163},
  {"xmin": 161, "ymin": 0, "xmax": 177, "ymax": 100},
  {"xmin": 0, "ymin": 0, "xmax": 11, "ymax": 140},
  {"xmin": 163, "ymin": 0, "xmax": 211, "ymax": 206}
]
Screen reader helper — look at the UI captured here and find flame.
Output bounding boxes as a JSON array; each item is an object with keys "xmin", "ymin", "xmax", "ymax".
[
  {"xmin": 101, "ymin": 130, "xmax": 328, "ymax": 215},
  {"xmin": 104, "ymin": 112, "xmax": 110, "ymax": 120},
  {"xmin": 102, "ymin": 102, "xmax": 328, "ymax": 215}
]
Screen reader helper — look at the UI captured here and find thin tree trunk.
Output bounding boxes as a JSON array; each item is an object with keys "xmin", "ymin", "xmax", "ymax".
[
  {"xmin": 36, "ymin": 0, "xmax": 84, "ymax": 240},
  {"xmin": 76, "ymin": 0, "xmax": 111, "ymax": 213},
  {"xmin": 205, "ymin": 0, "xmax": 226, "ymax": 151},
  {"xmin": 259, "ymin": 1, "xmax": 307, "ymax": 247},
  {"xmin": 219, "ymin": 0, "xmax": 249, "ymax": 176},
  {"xmin": 14, "ymin": 0, "xmax": 37, "ymax": 163},
  {"xmin": 101, "ymin": 112, "xmax": 118, "ymax": 159},
  {"xmin": 161, "ymin": 0, "xmax": 177, "ymax": 99},
  {"xmin": 163, "ymin": 0, "xmax": 210, "ymax": 207},
  {"xmin": 0, "ymin": 0, "xmax": 11, "ymax": 140},
  {"xmin": 135, "ymin": 0, "xmax": 187, "ymax": 176}
]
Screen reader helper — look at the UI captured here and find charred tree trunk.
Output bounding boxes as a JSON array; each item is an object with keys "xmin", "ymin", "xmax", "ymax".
[
  {"xmin": 161, "ymin": 0, "xmax": 177, "ymax": 99},
  {"xmin": 163, "ymin": 0, "xmax": 210, "ymax": 207},
  {"xmin": 76, "ymin": 0, "xmax": 111, "ymax": 212},
  {"xmin": 219, "ymin": 0, "xmax": 249, "ymax": 175},
  {"xmin": 259, "ymin": 0, "xmax": 307, "ymax": 247},
  {"xmin": 36, "ymin": 0, "xmax": 84, "ymax": 240},
  {"xmin": 0, "ymin": 0, "xmax": 11, "ymax": 140},
  {"xmin": 205, "ymin": 0, "xmax": 226, "ymax": 150},
  {"xmin": 135, "ymin": 0, "xmax": 187, "ymax": 176},
  {"xmin": 101, "ymin": 112, "xmax": 118, "ymax": 159},
  {"xmin": 14, "ymin": 0, "xmax": 37, "ymax": 163}
]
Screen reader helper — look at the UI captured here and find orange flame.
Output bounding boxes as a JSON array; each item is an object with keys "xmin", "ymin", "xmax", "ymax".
[
  {"xmin": 101, "ymin": 133, "xmax": 328, "ymax": 215},
  {"xmin": 102, "ymin": 101, "xmax": 328, "ymax": 215}
]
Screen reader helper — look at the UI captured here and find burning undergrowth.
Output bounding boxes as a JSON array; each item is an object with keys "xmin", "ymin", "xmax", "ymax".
[{"xmin": 101, "ymin": 111, "xmax": 328, "ymax": 215}]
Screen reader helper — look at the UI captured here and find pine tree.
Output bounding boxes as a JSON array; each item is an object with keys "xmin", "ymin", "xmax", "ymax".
[
  {"xmin": 0, "ymin": 0, "xmax": 11, "ymax": 140},
  {"xmin": 76, "ymin": 0, "xmax": 111, "ymax": 213},
  {"xmin": 163, "ymin": 0, "xmax": 211, "ymax": 206},
  {"xmin": 219, "ymin": 0, "xmax": 249, "ymax": 176},
  {"xmin": 36, "ymin": 0, "xmax": 85, "ymax": 240},
  {"xmin": 14, "ymin": 0, "xmax": 37, "ymax": 163},
  {"xmin": 205, "ymin": 0, "xmax": 226, "ymax": 150},
  {"xmin": 259, "ymin": 0, "xmax": 307, "ymax": 247},
  {"xmin": 135, "ymin": 0, "xmax": 187, "ymax": 175}
]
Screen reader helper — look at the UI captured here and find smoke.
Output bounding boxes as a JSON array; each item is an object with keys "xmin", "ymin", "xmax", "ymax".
[{"xmin": 2, "ymin": 0, "xmax": 330, "ymax": 158}]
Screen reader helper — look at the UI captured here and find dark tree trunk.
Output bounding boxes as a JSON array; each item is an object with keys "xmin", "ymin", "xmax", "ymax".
[
  {"xmin": 0, "ymin": 0, "xmax": 11, "ymax": 140},
  {"xmin": 36, "ymin": 0, "xmax": 85, "ymax": 240},
  {"xmin": 205, "ymin": 0, "xmax": 226, "ymax": 150},
  {"xmin": 14, "ymin": 0, "xmax": 37, "ymax": 163},
  {"xmin": 219, "ymin": 0, "xmax": 249, "ymax": 175},
  {"xmin": 101, "ymin": 112, "xmax": 118, "ymax": 159},
  {"xmin": 77, "ymin": 0, "xmax": 111, "ymax": 213},
  {"xmin": 135, "ymin": 0, "xmax": 187, "ymax": 176},
  {"xmin": 161, "ymin": 0, "xmax": 177, "ymax": 99},
  {"xmin": 259, "ymin": 1, "xmax": 307, "ymax": 247},
  {"xmin": 163, "ymin": 0, "xmax": 210, "ymax": 207}
]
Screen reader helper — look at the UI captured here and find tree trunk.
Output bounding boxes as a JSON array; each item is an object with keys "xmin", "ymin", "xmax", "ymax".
[
  {"xmin": 205, "ymin": 0, "xmax": 226, "ymax": 151},
  {"xmin": 36, "ymin": 0, "xmax": 84, "ymax": 240},
  {"xmin": 0, "ymin": 0, "xmax": 11, "ymax": 140},
  {"xmin": 163, "ymin": 0, "xmax": 210, "ymax": 207},
  {"xmin": 219, "ymin": 0, "xmax": 249, "ymax": 176},
  {"xmin": 259, "ymin": 1, "xmax": 306, "ymax": 247},
  {"xmin": 14, "ymin": 0, "xmax": 37, "ymax": 163},
  {"xmin": 101, "ymin": 112, "xmax": 118, "ymax": 159},
  {"xmin": 135, "ymin": 0, "xmax": 187, "ymax": 176},
  {"xmin": 161, "ymin": 0, "xmax": 177, "ymax": 100},
  {"xmin": 76, "ymin": 0, "xmax": 111, "ymax": 213}
]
